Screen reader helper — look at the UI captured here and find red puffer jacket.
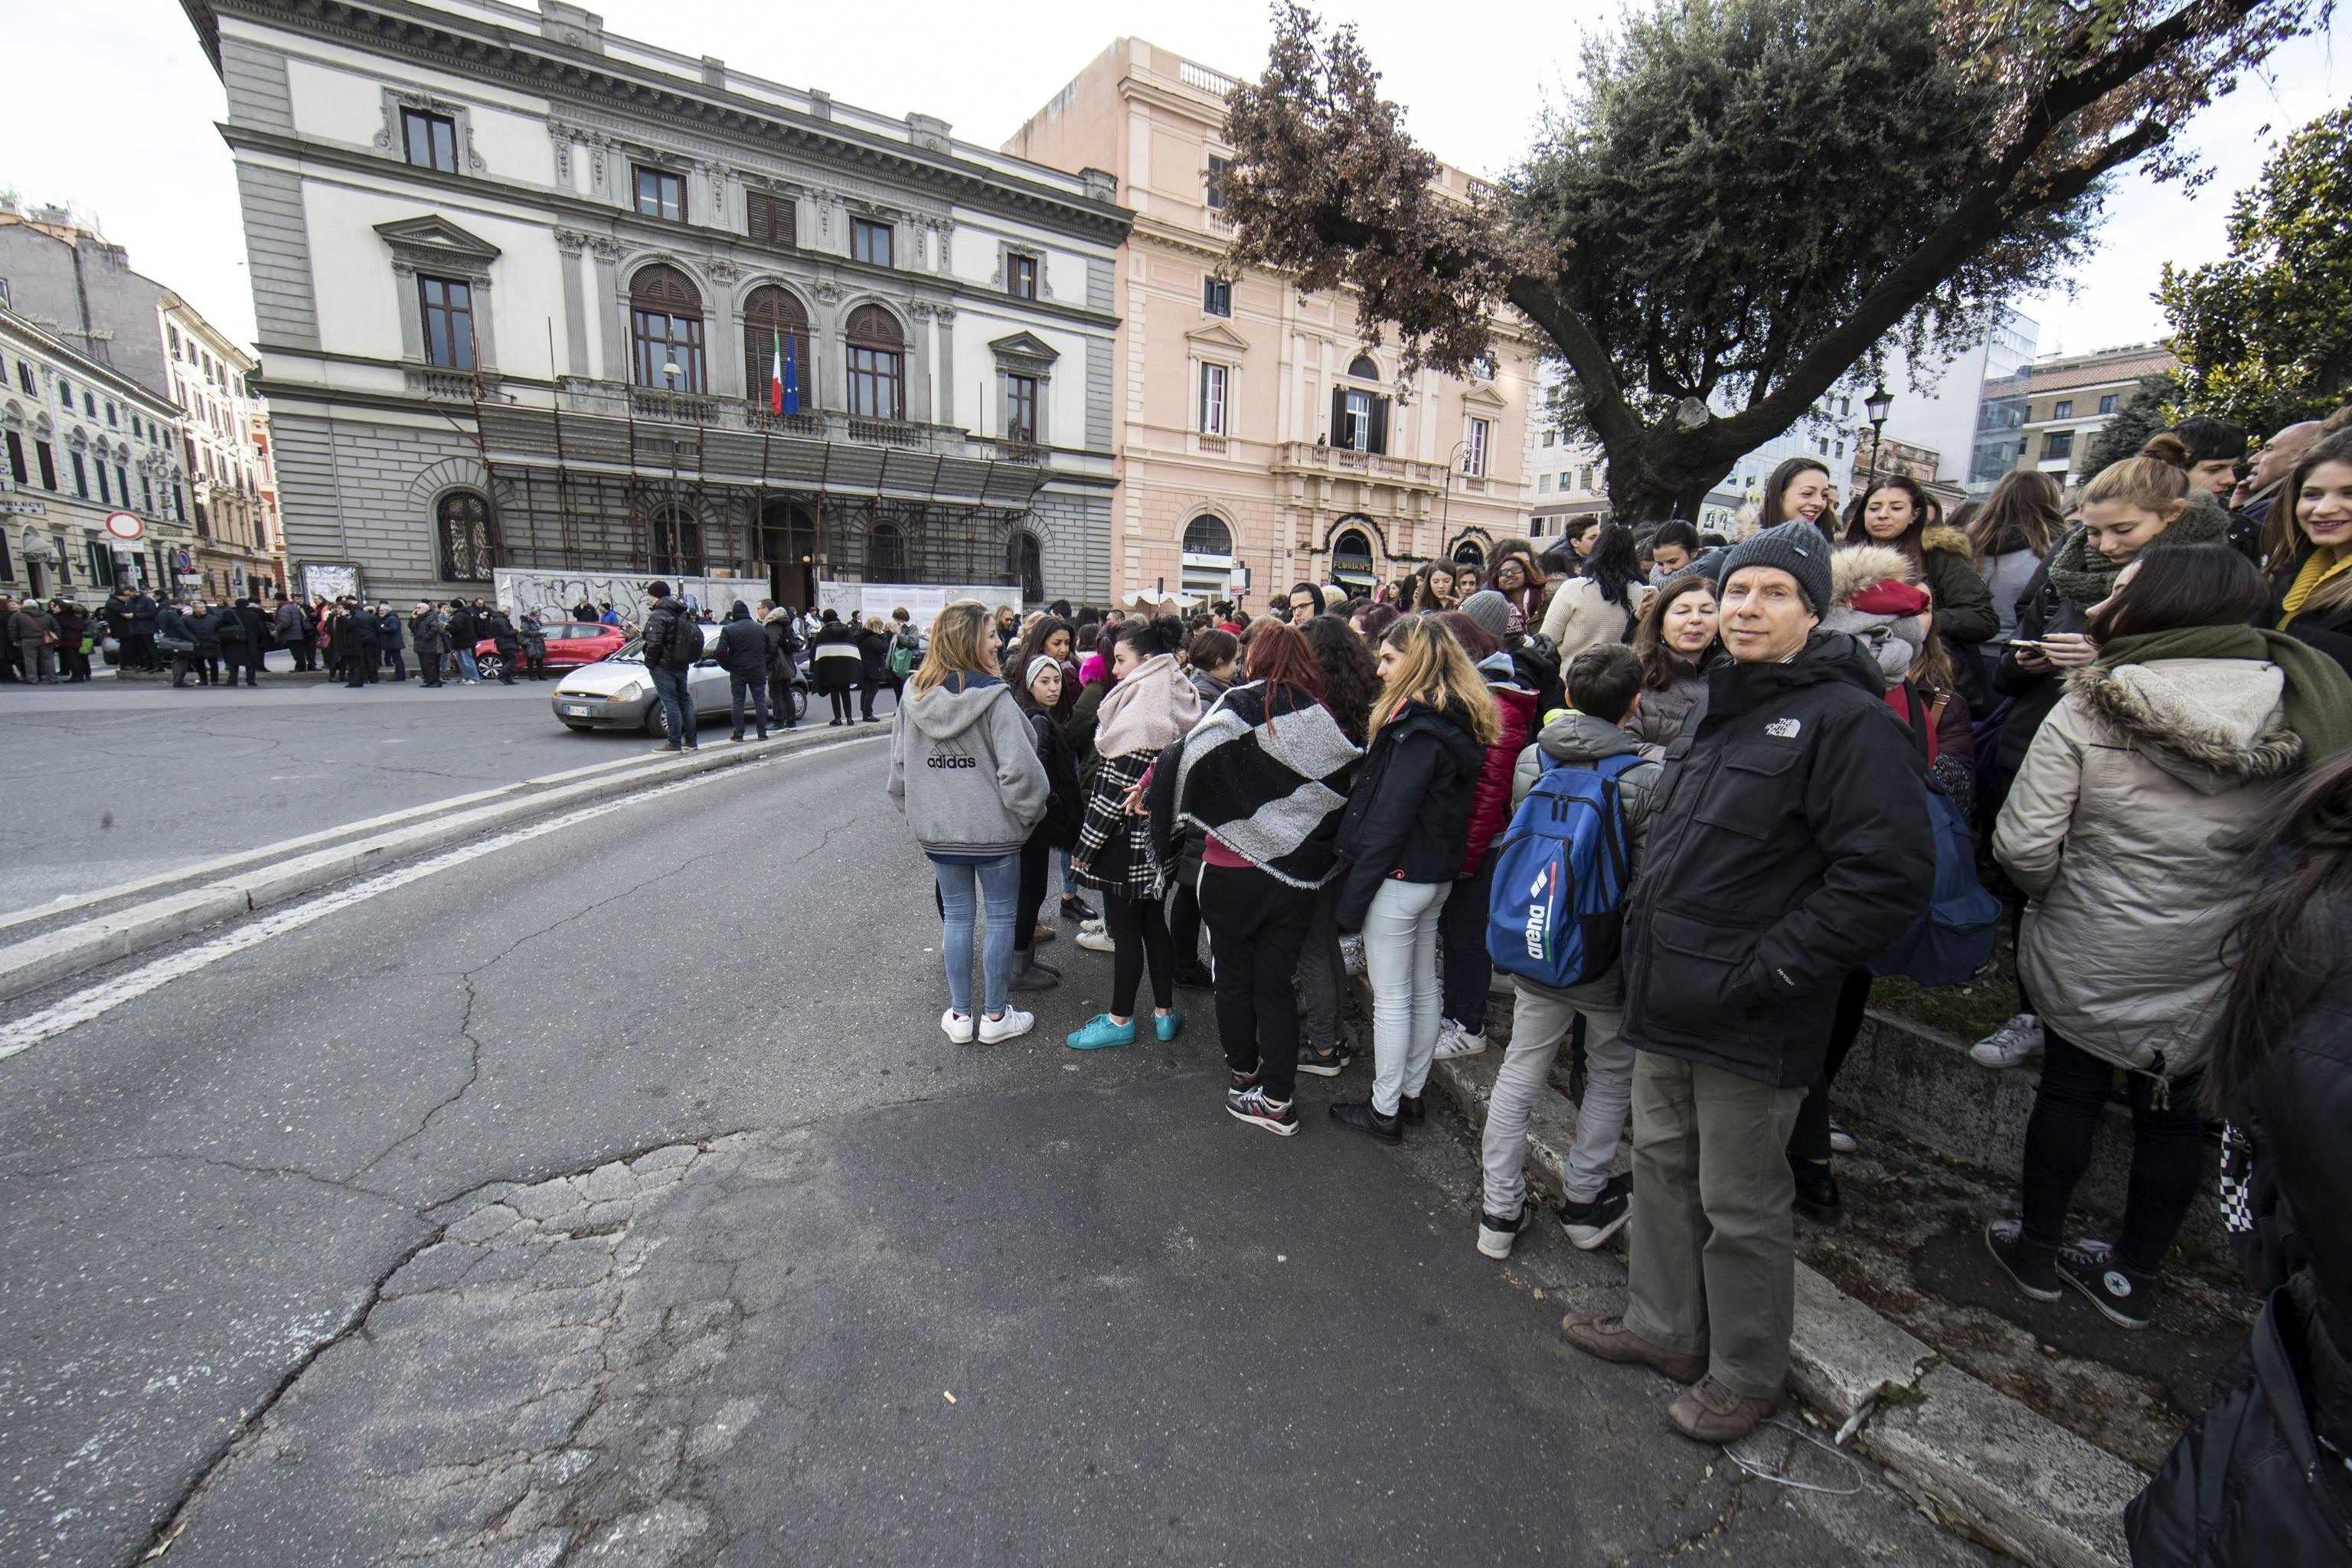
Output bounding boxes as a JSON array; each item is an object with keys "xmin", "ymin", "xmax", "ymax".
[{"xmin": 1462, "ymin": 678, "xmax": 1540, "ymax": 874}]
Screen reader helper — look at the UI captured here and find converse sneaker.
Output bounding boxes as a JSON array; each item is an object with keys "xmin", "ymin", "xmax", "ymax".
[
  {"xmin": 939, "ymin": 1008, "xmax": 977, "ymax": 1044},
  {"xmin": 977, "ymin": 1008, "xmax": 1034, "ymax": 1045},
  {"xmin": 1561, "ymin": 1174, "xmax": 1632, "ymax": 1250},
  {"xmin": 1983, "ymin": 1218, "xmax": 2063, "ymax": 1302},
  {"xmin": 2058, "ymin": 1240, "xmax": 2153, "ymax": 1328},
  {"xmin": 1971, "ymin": 1013, "xmax": 2046, "ymax": 1069},
  {"xmin": 1477, "ymin": 1201, "xmax": 1530, "ymax": 1259},
  {"xmin": 1225, "ymin": 1085, "xmax": 1298, "ymax": 1136}
]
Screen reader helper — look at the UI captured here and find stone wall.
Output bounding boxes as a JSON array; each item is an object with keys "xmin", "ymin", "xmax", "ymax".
[
  {"xmin": 1024, "ymin": 485, "xmax": 1112, "ymax": 606},
  {"xmin": 270, "ymin": 410, "xmax": 499, "ymax": 603}
]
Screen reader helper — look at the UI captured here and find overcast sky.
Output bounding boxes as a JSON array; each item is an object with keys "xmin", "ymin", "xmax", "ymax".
[{"xmin": 7, "ymin": 0, "xmax": 2342, "ymax": 366}]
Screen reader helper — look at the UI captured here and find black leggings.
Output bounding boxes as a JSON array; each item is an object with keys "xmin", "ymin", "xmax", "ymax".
[
  {"xmin": 2020, "ymin": 1029, "xmax": 2204, "ymax": 1275},
  {"xmin": 1788, "ymin": 969, "xmax": 1875, "ymax": 1166},
  {"xmin": 827, "ymin": 685, "xmax": 854, "ymax": 724},
  {"xmin": 1199, "ymin": 864, "xmax": 1314, "ymax": 1101},
  {"xmin": 1439, "ymin": 846, "xmax": 1499, "ymax": 1027},
  {"xmin": 1104, "ymin": 890, "xmax": 1174, "ymax": 1018},
  {"xmin": 1167, "ymin": 861, "xmax": 1204, "ymax": 972},
  {"xmin": 1013, "ymin": 838, "xmax": 1050, "ymax": 958}
]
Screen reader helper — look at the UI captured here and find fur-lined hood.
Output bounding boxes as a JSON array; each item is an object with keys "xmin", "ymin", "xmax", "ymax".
[
  {"xmin": 1828, "ymin": 542, "xmax": 1917, "ymax": 610},
  {"xmin": 2067, "ymin": 656, "xmax": 2304, "ymax": 792},
  {"xmin": 1922, "ymin": 524, "xmax": 1973, "ymax": 559}
]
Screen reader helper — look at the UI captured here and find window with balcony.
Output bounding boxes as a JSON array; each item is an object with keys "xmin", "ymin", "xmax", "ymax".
[
  {"xmin": 1004, "ymin": 374, "xmax": 1038, "ymax": 443},
  {"xmin": 844, "ymin": 305, "xmax": 904, "ymax": 421},
  {"xmin": 1008, "ymin": 253, "xmax": 1037, "ymax": 301},
  {"xmin": 628, "ymin": 265, "xmax": 705, "ymax": 392},
  {"xmin": 418, "ymin": 275, "xmax": 475, "ymax": 370},
  {"xmin": 2044, "ymin": 430, "xmax": 2074, "ymax": 461},
  {"xmin": 1204, "ymin": 154, "xmax": 1232, "ymax": 211},
  {"xmin": 2052, "ymin": 399, "xmax": 2073, "ymax": 420},
  {"xmin": 401, "ymin": 108, "xmax": 458, "ymax": 173},
  {"xmin": 851, "ymin": 217, "xmax": 893, "ymax": 268},
  {"xmin": 746, "ymin": 190, "xmax": 794, "ymax": 248},
  {"xmin": 743, "ymin": 286, "xmax": 812, "ymax": 411},
  {"xmin": 1202, "ymin": 277, "xmax": 1231, "ymax": 317},
  {"xmin": 1465, "ymin": 417, "xmax": 1491, "ymax": 477},
  {"xmin": 1198, "ymin": 362, "xmax": 1229, "ymax": 436},
  {"xmin": 1329, "ymin": 384, "xmax": 1387, "ymax": 453},
  {"xmin": 633, "ymin": 166, "xmax": 686, "ymax": 223}
]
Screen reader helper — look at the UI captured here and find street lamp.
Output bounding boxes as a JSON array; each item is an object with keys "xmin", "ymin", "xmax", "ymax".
[
  {"xmin": 1439, "ymin": 437, "xmax": 1472, "ymax": 555},
  {"xmin": 1864, "ymin": 384, "xmax": 1893, "ymax": 493}
]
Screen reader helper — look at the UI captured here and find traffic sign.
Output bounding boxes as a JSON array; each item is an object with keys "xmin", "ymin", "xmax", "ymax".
[
  {"xmin": 103, "ymin": 511, "xmax": 145, "ymax": 541},
  {"xmin": 0, "ymin": 499, "xmax": 45, "ymax": 517}
]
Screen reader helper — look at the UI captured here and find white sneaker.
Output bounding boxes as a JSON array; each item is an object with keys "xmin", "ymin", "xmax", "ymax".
[
  {"xmin": 1434, "ymin": 1024, "xmax": 1487, "ymax": 1060},
  {"xmin": 977, "ymin": 1008, "xmax": 1034, "ymax": 1044},
  {"xmin": 1080, "ymin": 916, "xmax": 1106, "ymax": 936},
  {"xmin": 1971, "ymin": 1013, "xmax": 2044, "ymax": 1069},
  {"xmin": 940, "ymin": 1008, "xmax": 976, "ymax": 1044},
  {"xmin": 1075, "ymin": 928, "xmax": 1116, "ymax": 953}
]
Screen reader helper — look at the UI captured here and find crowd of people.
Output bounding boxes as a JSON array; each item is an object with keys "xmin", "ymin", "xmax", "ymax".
[{"xmin": 884, "ymin": 408, "xmax": 2352, "ymax": 1558}]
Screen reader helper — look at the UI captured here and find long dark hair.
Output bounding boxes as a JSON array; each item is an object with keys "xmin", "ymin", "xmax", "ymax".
[
  {"xmin": 1243, "ymin": 619, "xmax": 1326, "ymax": 715},
  {"xmin": 1633, "ymin": 573, "xmax": 1718, "ymax": 692},
  {"xmin": 2085, "ymin": 544, "xmax": 2269, "ymax": 643},
  {"xmin": 2207, "ymin": 751, "xmax": 2352, "ymax": 1115},
  {"xmin": 1300, "ymin": 612, "xmax": 1380, "ymax": 745},
  {"xmin": 1965, "ymin": 469, "xmax": 2066, "ymax": 563},
  {"xmin": 1758, "ymin": 456, "xmax": 1833, "ymax": 531},
  {"xmin": 1841, "ymin": 474, "xmax": 1933, "ymax": 561},
  {"xmin": 1581, "ymin": 524, "xmax": 1643, "ymax": 608}
]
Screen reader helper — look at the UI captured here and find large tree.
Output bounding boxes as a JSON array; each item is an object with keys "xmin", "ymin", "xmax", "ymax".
[
  {"xmin": 2160, "ymin": 103, "xmax": 2352, "ymax": 438},
  {"xmin": 1220, "ymin": 0, "xmax": 2327, "ymax": 521}
]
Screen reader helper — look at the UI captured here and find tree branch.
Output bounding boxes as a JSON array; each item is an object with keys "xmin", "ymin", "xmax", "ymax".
[{"xmin": 1506, "ymin": 276, "xmax": 1642, "ymax": 452}]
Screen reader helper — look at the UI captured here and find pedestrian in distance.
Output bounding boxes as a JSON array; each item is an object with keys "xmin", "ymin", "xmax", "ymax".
[
  {"xmin": 887, "ymin": 606, "xmax": 921, "ymax": 707},
  {"xmin": 599, "ymin": 600, "xmax": 622, "ymax": 629},
  {"xmin": 371, "ymin": 600, "xmax": 407, "ymax": 682},
  {"xmin": 1325, "ymin": 614, "xmax": 1497, "ymax": 1143},
  {"xmin": 808, "ymin": 608, "xmax": 861, "ymax": 727},
  {"xmin": 1487, "ymin": 553, "xmax": 1550, "ymax": 639},
  {"xmin": 1429, "ymin": 607, "xmax": 1538, "ymax": 1063},
  {"xmin": 714, "ymin": 600, "xmax": 770, "ymax": 743},
  {"xmin": 1563, "ymin": 519, "xmax": 1934, "ymax": 1446},
  {"xmin": 1008, "ymin": 653, "xmax": 1083, "ymax": 993},
  {"xmin": 445, "ymin": 599, "xmax": 480, "ymax": 684},
  {"xmin": 636, "ymin": 583, "xmax": 698, "ymax": 749},
  {"xmin": 1841, "ymin": 473, "xmax": 1998, "ymax": 710},
  {"xmin": 273, "ymin": 594, "xmax": 312, "ymax": 674},
  {"xmin": 1153, "ymin": 619, "xmax": 1360, "ymax": 1135},
  {"xmin": 2258, "ymin": 429, "xmax": 2352, "ymax": 671},
  {"xmin": 410, "ymin": 602, "xmax": 449, "ymax": 688},
  {"xmin": 158, "ymin": 599, "xmax": 202, "ymax": 688},
  {"xmin": 8, "ymin": 595, "xmax": 60, "ymax": 684},
  {"xmin": 890, "ymin": 601, "xmax": 1050, "ymax": 1046},
  {"xmin": 855, "ymin": 615, "xmax": 895, "ymax": 723},
  {"xmin": 189, "ymin": 599, "xmax": 227, "ymax": 688},
  {"xmin": 481, "ymin": 604, "xmax": 521, "ymax": 687},
  {"xmin": 1987, "ymin": 544, "xmax": 2352, "ymax": 1329},
  {"xmin": 519, "ymin": 612, "xmax": 548, "ymax": 679},
  {"xmin": 1065, "ymin": 616, "xmax": 1201, "ymax": 1052},
  {"xmin": 1012, "ymin": 614, "xmax": 1088, "ymax": 924},
  {"xmin": 227, "ymin": 597, "xmax": 266, "ymax": 685},
  {"xmin": 52, "ymin": 598, "xmax": 93, "ymax": 683},
  {"xmin": 327, "ymin": 599, "xmax": 368, "ymax": 689},
  {"xmin": 1477, "ymin": 643, "xmax": 1662, "ymax": 1259},
  {"xmin": 2126, "ymin": 751, "xmax": 2352, "ymax": 1564},
  {"xmin": 760, "ymin": 602, "xmax": 803, "ymax": 730},
  {"xmin": 1290, "ymin": 612, "xmax": 1382, "ymax": 1078}
]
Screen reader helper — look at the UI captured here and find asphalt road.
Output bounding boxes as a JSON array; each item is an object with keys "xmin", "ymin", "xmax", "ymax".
[{"xmin": 0, "ymin": 737, "xmax": 1994, "ymax": 1568}]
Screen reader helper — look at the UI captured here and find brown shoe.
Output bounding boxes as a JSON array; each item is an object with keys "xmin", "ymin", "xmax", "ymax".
[
  {"xmin": 1033, "ymin": 923, "xmax": 1057, "ymax": 946},
  {"xmin": 1668, "ymin": 1375, "xmax": 1777, "ymax": 1443},
  {"xmin": 1559, "ymin": 1314, "xmax": 1706, "ymax": 1385}
]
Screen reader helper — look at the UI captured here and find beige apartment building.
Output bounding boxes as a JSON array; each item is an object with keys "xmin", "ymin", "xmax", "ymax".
[
  {"xmin": 1006, "ymin": 40, "xmax": 1539, "ymax": 606},
  {"xmin": 1982, "ymin": 344, "xmax": 2178, "ymax": 491}
]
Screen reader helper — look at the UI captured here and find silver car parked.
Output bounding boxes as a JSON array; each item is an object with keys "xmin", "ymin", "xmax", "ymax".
[{"xmin": 550, "ymin": 638, "xmax": 807, "ymax": 735}]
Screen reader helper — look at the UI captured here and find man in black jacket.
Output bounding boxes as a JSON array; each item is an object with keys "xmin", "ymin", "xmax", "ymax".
[
  {"xmin": 372, "ymin": 602, "xmax": 407, "ymax": 681},
  {"xmin": 639, "ymin": 582, "xmax": 701, "ymax": 750},
  {"xmin": 714, "ymin": 600, "xmax": 769, "ymax": 743},
  {"xmin": 445, "ymin": 599, "xmax": 479, "ymax": 684},
  {"xmin": 1563, "ymin": 521, "xmax": 1933, "ymax": 1445}
]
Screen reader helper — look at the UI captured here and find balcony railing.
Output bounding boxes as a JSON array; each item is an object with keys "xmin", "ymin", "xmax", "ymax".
[
  {"xmin": 553, "ymin": 377, "xmax": 1057, "ymax": 469},
  {"xmin": 1274, "ymin": 441, "xmax": 1448, "ymax": 491},
  {"xmin": 630, "ymin": 387, "xmax": 720, "ymax": 425},
  {"xmin": 845, "ymin": 416, "xmax": 924, "ymax": 449}
]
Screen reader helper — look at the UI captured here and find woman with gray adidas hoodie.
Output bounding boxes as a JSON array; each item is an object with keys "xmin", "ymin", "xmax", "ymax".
[{"xmin": 890, "ymin": 601, "xmax": 1050, "ymax": 1046}]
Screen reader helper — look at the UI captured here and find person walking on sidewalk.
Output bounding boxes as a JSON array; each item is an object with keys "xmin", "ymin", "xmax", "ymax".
[
  {"xmin": 638, "ymin": 584, "xmax": 699, "ymax": 749},
  {"xmin": 1325, "ymin": 615, "xmax": 1495, "ymax": 1143},
  {"xmin": 126, "ymin": 587, "xmax": 159, "ymax": 673},
  {"xmin": 715, "ymin": 601, "xmax": 770, "ymax": 743},
  {"xmin": 1562, "ymin": 521, "xmax": 1932, "ymax": 1445},
  {"xmin": 890, "ymin": 602, "xmax": 1049, "ymax": 1046},
  {"xmin": 410, "ymin": 602, "xmax": 449, "ymax": 689},
  {"xmin": 1155, "ymin": 620, "xmax": 1360, "ymax": 1134},
  {"xmin": 1478, "ymin": 644, "xmax": 1661, "ymax": 1259},
  {"xmin": 1066, "ymin": 617, "xmax": 1201, "ymax": 1052},
  {"xmin": 1986, "ymin": 544, "xmax": 2352, "ymax": 1328}
]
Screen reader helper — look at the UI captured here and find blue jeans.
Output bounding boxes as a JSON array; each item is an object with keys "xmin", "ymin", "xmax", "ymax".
[
  {"xmin": 650, "ymin": 664, "xmax": 697, "ymax": 747},
  {"xmin": 728, "ymin": 671, "xmax": 768, "ymax": 736},
  {"xmin": 455, "ymin": 648, "xmax": 479, "ymax": 682},
  {"xmin": 933, "ymin": 854, "xmax": 1021, "ymax": 1018}
]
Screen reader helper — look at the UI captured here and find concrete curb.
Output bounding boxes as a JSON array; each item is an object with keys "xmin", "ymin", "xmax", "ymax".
[
  {"xmin": 1431, "ymin": 1044, "xmax": 2138, "ymax": 1568},
  {"xmin": 0, "ymin": 727, "xmax": 883, "ymax": 1003}
]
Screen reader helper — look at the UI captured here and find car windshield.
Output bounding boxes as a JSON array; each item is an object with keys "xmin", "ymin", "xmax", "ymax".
[{"xmin": 607, "ymin": 639, "xmax": 647, "ymax": 665}]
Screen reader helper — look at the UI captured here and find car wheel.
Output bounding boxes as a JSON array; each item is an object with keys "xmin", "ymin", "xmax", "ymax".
[
  {"xmin": 477, "ymin": 653, "xmax": 507, "ymax": 682},
  {"xmin": 643, "ymin": 703, "xmax": 667, "ymax": 738},
  {"xmin": 786, "ymin": 685, "xmax": 808, "ymax": 723}
]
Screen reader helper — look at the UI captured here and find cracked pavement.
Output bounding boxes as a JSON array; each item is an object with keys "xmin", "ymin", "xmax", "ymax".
[{"xmin": 0, "ymin": 740, "xmax": 2000, "ymax": 1566}]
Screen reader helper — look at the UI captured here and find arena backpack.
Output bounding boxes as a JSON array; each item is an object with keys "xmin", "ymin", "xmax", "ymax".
[{"xmin": 1485, "ymin": 751, "xmax": 1641, "ymax": 990}]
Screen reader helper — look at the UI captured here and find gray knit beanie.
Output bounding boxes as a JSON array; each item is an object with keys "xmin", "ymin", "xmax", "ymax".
[
  {"xmin": 1458, "ymin": 589, "xmax": 1514, "ymax": 639},
  {"xmin": 1717, "ymin": 521, "xmax": 1831, "ymax": 617}
]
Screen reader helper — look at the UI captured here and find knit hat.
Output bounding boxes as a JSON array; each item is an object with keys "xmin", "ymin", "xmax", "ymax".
[
  {"xmin": 1718, "ymin": 521, "xmax": 1831, "ymax": 617},
  {"xmin": 646, "ymin": 580, "xmax": 673, "ymax": 599},
  {"xmin": 1458, "ymin": 589, "xmax": 1514, "ymax": 640}
]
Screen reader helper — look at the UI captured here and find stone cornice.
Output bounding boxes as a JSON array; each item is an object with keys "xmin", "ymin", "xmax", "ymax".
[{"xmin": 187, "ymin": 0, "xmax": 1132, "ymax": 243}]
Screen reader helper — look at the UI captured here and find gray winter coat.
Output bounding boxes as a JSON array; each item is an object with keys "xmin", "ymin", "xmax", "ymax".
[
  {"xmin": 1995, "ymin": 655, "xmax": 2301, "ymax": 1082},
  {"xmin": 888, "ymin": 673, "xmax": 1049, "ymax": 859},
  {"xmin": 1628, "ymin": 665, "xmax": 1707, "ymax": 750}
]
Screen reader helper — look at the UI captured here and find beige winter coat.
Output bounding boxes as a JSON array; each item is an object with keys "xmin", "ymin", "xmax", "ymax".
[
  {"xmin": 1538, "ymin": 576, "xmax": 1655, "ymax": 662},
  {"xmin": 1994, "ymin": 656, "xmax": 2303, "ymax": 1082}
]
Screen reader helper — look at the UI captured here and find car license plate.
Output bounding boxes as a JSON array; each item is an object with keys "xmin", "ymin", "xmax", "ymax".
[{"xmin": 563, "ymin": 703, "xmax": 593, "ymax": 717}]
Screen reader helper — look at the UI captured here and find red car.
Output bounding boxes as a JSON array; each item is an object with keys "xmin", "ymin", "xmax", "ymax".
[{"xmin": 473, "ymin": 619, "xmax": 626, "ymax": 681}]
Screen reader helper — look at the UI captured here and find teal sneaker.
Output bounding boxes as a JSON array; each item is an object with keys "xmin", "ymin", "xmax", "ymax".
[
  {"xmin": 1066, "ymin": 1014, "xmax": 1138, "ymax": 1051},
  {"xmin": 1153, "ymin": 1010, "xmax": 1184, "ymax": 1043}
]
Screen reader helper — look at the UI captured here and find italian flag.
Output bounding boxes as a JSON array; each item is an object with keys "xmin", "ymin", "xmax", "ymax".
[{"xmin": 769, "ymin": 329, "xmax": 784, "ymax": 414}]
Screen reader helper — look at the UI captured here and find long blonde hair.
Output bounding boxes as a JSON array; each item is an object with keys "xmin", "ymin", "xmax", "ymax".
[
  {"xmin": 1368, "ymin": 616, "xmax": 1500, "ymax": 745},
  {"xmin": 910, "ymin": 601, "xmax": 996, "ymax": 695}
]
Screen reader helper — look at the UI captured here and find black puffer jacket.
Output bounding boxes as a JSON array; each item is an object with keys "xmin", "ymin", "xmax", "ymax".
[
  {"xmin": 1330, "ymin": 699, "xmax": 1485, "ymax": 932},
  {"xmin": 714, "ymin": 612, "xmax": 767, "ymax": 675},
  {"xmin": 639, "ymin": 597, "xmax": 697, "ymax": 668},
  {"xmin": 2265, "ymin": 548, "xmax": 2352, "ymax": 675},
  {"xmin": 1621, "ymin": 632, "xmax": 1934, "ymax": 1088}
]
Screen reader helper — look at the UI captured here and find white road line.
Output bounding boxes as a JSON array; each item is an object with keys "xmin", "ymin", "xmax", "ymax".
[{"xmin": 0, "ymin": 734, "xmax": 882, "ymax": 1064}]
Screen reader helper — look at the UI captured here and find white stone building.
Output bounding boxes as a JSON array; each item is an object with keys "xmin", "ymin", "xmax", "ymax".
[{"xmin": 182, "ymin": 0, "xmax": 1131, "ymax": 610}]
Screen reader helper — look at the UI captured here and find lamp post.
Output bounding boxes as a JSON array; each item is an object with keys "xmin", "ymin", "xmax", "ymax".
[
  {"xmin": 1864, "ymin": 384, "xmax": 1893, "ymax": 493},
  {"xmin": 1439, "ymin": 437, "xmax": 1472, "ymax": 565}
]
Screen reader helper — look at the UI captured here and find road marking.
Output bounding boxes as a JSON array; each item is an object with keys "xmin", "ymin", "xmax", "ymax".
[{"xmin": 0, "ymin": 734, "xmax": 883, "ymax": 1065}]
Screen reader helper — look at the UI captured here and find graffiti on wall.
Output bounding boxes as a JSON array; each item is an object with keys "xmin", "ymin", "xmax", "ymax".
[{"xmin": 492, "ymin": 570, "xmax": 765, "ymax": 628}]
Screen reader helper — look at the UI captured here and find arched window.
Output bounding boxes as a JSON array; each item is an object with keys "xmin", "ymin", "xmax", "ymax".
[
  {"xmin": 743, "ymin": 286, "xmax": 812, "ymax": 411},
  {"xmin": 647, "ymin": 504, "xmax": 702, "ymax": 576},
  {"xmin": 1008, "ymin": 531, "xmax": 1044, "ymax": 603},
  {"xmin": 1452, "ymin": 540, "xmax": 1487, "ymax": 570},
  {"xmin": 629, "ymin": 265, "xmax": 706, "ymax": 392},
  {"xmin": 1181, "ymin": 514, "xmax": 1232, "ymax": 557},
  {"xmin": 436, "ymin": 490, "xmax": 496, "ymax": 581},
  {"xmin": 1331, "ymin": 524, "xmax": 1374, "ymax": 586},
  {"xmin": 844, "ymin": 305, "xmax": 904, "ymax": 421},
  {"xmin": 869, "ymin": 521, "xmax": 906, "ymax": 581},
  {"xmin": 1347, "ymin": 354, "xmax": 1380, "ymax": 381}
]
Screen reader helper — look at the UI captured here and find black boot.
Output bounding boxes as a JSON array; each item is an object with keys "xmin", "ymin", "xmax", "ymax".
[{"xmin": 1790, "ymin": 1156, "xmax": 1844, "ymax": 1225}]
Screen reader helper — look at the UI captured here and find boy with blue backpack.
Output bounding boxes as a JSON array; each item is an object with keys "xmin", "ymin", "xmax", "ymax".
[{"xmin": 1476, "ymin": 645, "xmax": 1661, "ymax": 1259}]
